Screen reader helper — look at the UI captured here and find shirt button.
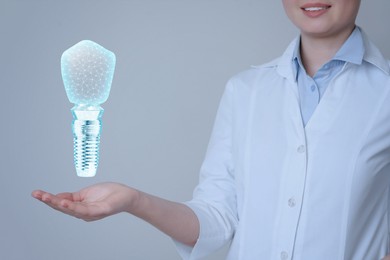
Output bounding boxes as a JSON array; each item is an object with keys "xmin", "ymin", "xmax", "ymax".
[
  {"xmin": 288, "ymin": 198, "xmax": 296, "ymax": 208},
  {"xmin": 281, "ymin": 251, "xmax": 289, "ymax": 260},
  {"xmin": 310, "ymin": 85, "xmax": 316, "ymax": 92},
  {"xmin": 297, "ymin": 145, "xmax": 306, "ymax": 153}
]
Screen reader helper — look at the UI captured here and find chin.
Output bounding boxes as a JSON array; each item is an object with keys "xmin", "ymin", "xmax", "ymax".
[{"xmin": 299, "ymin": 24, "xmax": 336, "ymax": 38}]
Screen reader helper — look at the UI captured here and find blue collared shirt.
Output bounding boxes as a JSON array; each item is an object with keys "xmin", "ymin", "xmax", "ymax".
[{"xmin": 293, "ymin": 27, "xmax": 365, "ymax": 125}]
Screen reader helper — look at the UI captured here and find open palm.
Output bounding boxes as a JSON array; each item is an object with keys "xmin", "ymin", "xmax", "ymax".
[{"xmin": 32, "ymin": 182, "xmax": 136, "ymax": 221}]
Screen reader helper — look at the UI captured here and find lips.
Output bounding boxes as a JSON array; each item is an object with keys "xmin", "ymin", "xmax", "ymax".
[
  {"xmin": 303, "ymin": 6, "xmax": 329, "ymax": 11},
  {"xmin": 301, "ymin": 3, "xmax": 331, "ymax": 17}
]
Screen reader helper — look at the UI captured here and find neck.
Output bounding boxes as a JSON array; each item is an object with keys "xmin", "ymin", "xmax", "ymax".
[{"xmin": 300, "ymin": 26, "xmax": 355, "ymax": 77}]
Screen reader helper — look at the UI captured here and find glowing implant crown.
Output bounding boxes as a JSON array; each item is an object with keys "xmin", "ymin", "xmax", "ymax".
[
  {"xmin": 61, "ymin": 40, "xmax": 116, "ymax": 177},
  {"xmin": 61, "ymin": 40, "xmax": 116, "ymax": 106}
]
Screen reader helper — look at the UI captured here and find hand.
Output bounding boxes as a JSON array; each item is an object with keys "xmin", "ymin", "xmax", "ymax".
[
  {"xmin": 31, "ymin": 182, "xmax": 138, "ymax": 221},
  {"xmin": 33, "ymin": 182, "xmax": 199, "ymax": 246},
  {"xmin": 383, "ymin": 256, "xmax": 390, "ymax": 260}
]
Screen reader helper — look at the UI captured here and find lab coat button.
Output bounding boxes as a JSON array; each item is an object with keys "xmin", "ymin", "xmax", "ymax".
[
  {"xmin": 280, "ymin": 251, "xmax": 289, "ymax": 260},
  {"xmin": 288, "ymin": 198, "xmax": 296, "ymax": 208},
  {"xmin": 297, "ymin": 145, "xmax": 306, "ymax": 153}
]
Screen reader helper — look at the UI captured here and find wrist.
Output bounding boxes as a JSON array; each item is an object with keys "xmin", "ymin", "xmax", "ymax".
[{"xmin": 123, "ymin": 186, "xmax": 142, "ymax": 215}]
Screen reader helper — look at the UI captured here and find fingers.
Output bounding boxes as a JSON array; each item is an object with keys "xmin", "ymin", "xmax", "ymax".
[
  {"xmin": 32, "ymin": 190, "xmax": 78, "ymax": 216},
  {"xmin": 56, "ymin": 192, "xmax": 76, "ymax": 201},
  {"xmin": 31, "ymin": 190, "xmax": 105, "ymax": 221},
  {"xmin": 31, "ymin": 190, "xmax": 45, "ymax": 200},
  {"xmin": 39, "ymin": 192, "xmax": 70, "ymax": 210},
  {"xmin": 32, "ymin": 190, "xmax": 77, "ymax": 206},
  {"xmin": 31, "ymin": 190, "xmax": 60, "ymax": 205}
]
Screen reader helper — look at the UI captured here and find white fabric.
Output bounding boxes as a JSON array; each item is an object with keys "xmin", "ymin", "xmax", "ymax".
[{"xmin": 175, "ymin": 31, "xmax": 390, "ymax": 260}]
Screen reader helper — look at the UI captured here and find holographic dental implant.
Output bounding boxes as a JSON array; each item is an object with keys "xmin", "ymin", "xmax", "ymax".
[{"xmin": 61, "ymin": 40, "xmax": 116, "ymax": 177}]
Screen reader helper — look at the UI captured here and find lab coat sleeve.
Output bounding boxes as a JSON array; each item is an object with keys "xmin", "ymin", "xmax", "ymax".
[{"xmin": 173, "ymin": 80, "xmax": 238, "ymax": 259}]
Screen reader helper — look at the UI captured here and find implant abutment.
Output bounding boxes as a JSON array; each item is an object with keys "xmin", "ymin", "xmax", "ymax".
[{"xmin": 71, "ymin": 106, "xmax": 104, "ymax": 177}]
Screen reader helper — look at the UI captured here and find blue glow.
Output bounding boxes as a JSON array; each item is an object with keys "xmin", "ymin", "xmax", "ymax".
[
  {"xmin": 61, "ymin": 40, "xmax": 115, "ymax": 177},
  {"xmin": 61, "ymin": 40, "xmax": 116, "ymax": 106}
]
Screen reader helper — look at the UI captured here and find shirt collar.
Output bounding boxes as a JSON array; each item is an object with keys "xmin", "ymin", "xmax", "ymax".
[
  {"xmin": 333, "ymin": 26, "xmax": 365, "ymax": 65},
  {"xmin": 292, "ymin": 27, "xmax": 365, "ymax": 79},
  {"xmin": 275, "ymin": 26, "xmax": 390, "ymax": 82}
]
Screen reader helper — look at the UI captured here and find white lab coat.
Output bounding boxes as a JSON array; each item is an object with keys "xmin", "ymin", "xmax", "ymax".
[{"xmin": 176, "ymin": 30, "xmax": 390, "ymax": 260}]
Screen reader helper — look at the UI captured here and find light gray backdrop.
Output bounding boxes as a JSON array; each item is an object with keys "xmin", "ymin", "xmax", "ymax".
[{"xmin": 1, "ymin": 1, "xmax": 389, "ymax": 259}]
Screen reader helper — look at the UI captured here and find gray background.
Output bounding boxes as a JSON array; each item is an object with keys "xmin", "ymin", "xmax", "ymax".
[{"xmin": 1, "ymin": 0, "xmax": 389, "ymax": 259}]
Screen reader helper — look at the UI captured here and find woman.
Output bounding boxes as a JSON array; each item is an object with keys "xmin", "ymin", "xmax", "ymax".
[{"xmin": 33, "ymin": 1, "xmax": 390, "ymax": 259}]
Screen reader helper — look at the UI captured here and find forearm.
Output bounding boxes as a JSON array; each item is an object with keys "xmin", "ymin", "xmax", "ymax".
[{"xmin": 127, "ymin": 189, "xmax": 199, "ymax": 247}]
